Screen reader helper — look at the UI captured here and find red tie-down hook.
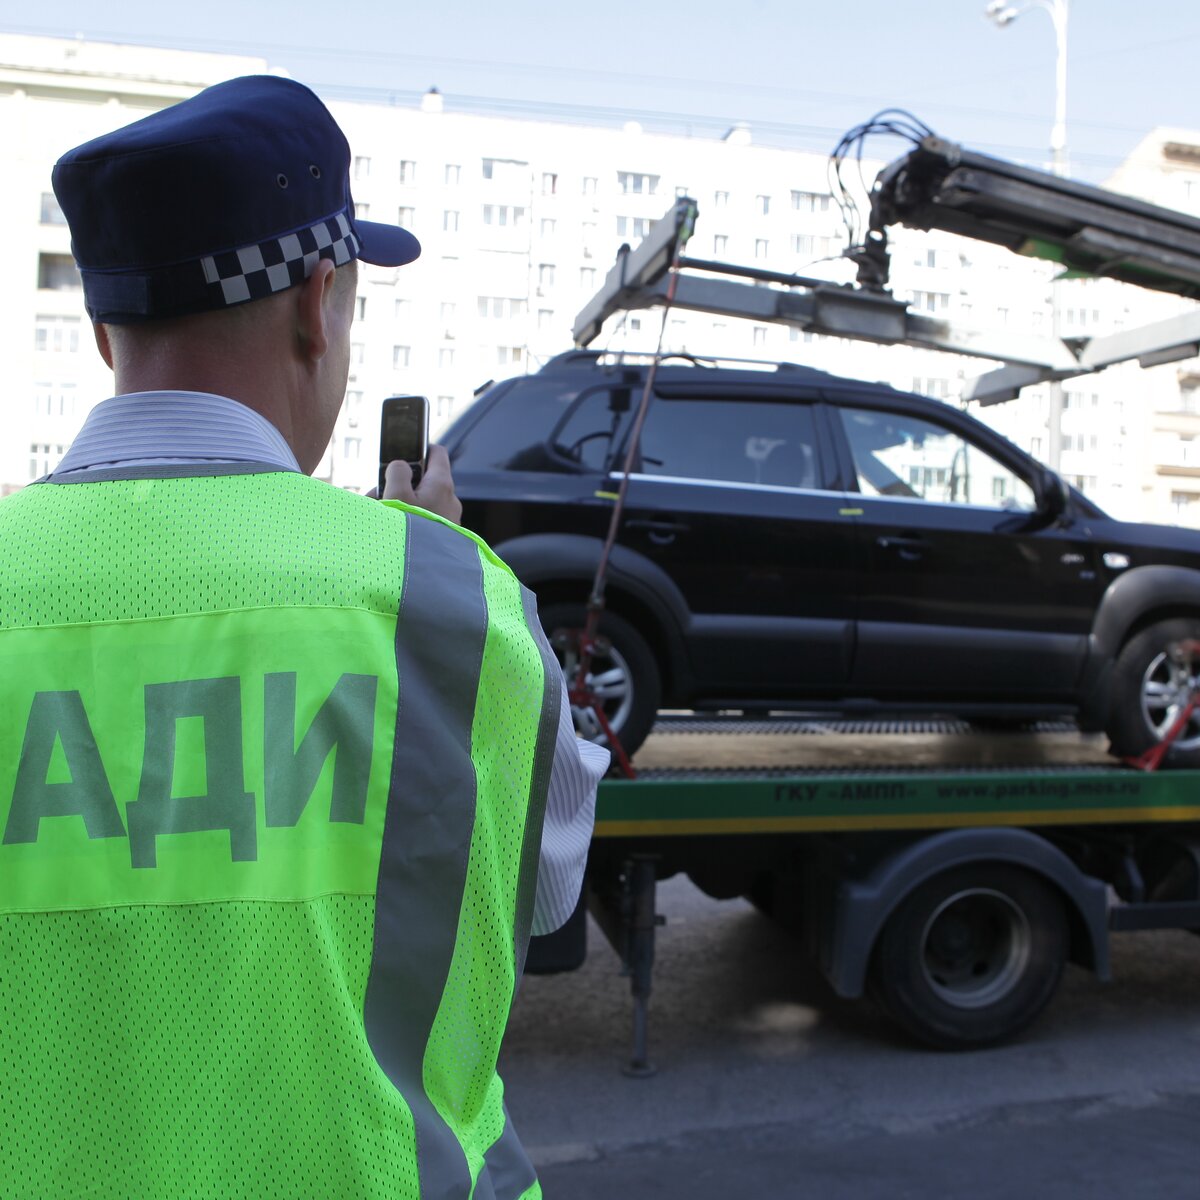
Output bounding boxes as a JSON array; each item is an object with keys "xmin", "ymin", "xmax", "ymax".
[
  {"xmin": 1124, "ymin": 638, "xmax": 1200, "ymax": 772},
  {"xmin": 552, "ymin": 623, "xmax": 637, "ymax": 780}
]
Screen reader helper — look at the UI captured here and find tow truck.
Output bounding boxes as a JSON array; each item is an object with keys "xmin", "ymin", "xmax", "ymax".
[{"xmin": 527, "ymin": 119, "xmax": 1200, "ymax": 1065}]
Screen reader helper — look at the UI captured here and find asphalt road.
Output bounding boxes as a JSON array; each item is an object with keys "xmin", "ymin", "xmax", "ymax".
[{"xmin": 499, "ymin": 877, "xmax": 1200, "ymax": 1199}]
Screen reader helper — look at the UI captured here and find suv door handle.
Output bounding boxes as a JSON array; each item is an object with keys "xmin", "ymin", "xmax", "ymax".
[
  {"xmin": 625, "ymin": 517, "xmax": 690, "ymax": 546},
  {"xmin": 625, "ymin": 518, "xmax": 691, "ymax": 533},
  {"xmin": 877, "ymin": 534, "xmax": 925, "ymax": 561}
]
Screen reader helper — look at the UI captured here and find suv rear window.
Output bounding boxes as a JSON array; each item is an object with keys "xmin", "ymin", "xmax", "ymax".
[
  {"xmin": 452, "ymin": 380, "xmax": 630, "ymax": 473},
  {"xmin": 636, "ymin": 396, "xmax": 818, "ymax": 488}
]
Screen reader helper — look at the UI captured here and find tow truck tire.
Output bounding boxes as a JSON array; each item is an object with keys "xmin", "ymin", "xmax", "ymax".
[
  {"xmin": 1106, "ymin": 617, "xmax": 1200, "ymax": 768},
  {"xmin": 870, "ymin": 864, "xmax": 1067, "ymax": 1050},
  {"xmin": 539, "ymin": 602, "xmax": 661, "ymax": 759}
]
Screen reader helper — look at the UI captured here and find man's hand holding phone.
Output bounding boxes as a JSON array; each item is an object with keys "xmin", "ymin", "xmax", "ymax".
[
  {"xmin": 372, "ymin": 394, "xmax": 462, "ymax": 523},
  {"xmin": 379, "ymin": 445, "xmax": 462, "ymax": 525}
]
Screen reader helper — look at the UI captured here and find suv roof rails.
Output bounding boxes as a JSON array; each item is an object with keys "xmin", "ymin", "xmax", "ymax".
[{"xmin": 540, "ymin": 349, "xmax": 840, "ymax": 376}]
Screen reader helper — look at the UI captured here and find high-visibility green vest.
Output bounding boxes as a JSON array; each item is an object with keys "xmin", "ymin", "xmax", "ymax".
[{"xmin": 0, "ymin": 467, "xmax": 559, "ymax": 1200}]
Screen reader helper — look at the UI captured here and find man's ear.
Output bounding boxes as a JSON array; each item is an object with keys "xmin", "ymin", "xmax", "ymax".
[
  {"xmin": 93, "ymin": 322, "xmax": 114, "ymax": 369},
  {"xmin": 296, "ymin": 257, "xmax": 337, "ymax": 364}
]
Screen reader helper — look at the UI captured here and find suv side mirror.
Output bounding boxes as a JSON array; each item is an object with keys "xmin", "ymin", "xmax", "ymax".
[{"xmin": 1027, "ymin": 466, "xmax": 1069, "ymax": 530}]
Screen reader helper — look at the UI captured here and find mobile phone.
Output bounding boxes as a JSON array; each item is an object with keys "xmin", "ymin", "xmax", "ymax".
[{"xmin": 378, "ymin": 395, "xmax": 429, "ymax": 497}]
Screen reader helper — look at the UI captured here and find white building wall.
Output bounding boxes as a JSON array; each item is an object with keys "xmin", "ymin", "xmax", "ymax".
[{"xmin": 4, "ymin": 33, "xmax": 1200, "ymax": 524}]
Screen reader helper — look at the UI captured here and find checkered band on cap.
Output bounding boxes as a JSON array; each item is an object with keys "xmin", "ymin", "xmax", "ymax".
[{"xmin": 201, "ymin": 211, "xmax": 360, "ymax": 307}]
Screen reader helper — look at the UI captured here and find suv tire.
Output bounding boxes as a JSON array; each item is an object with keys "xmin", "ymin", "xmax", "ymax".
[
  {"xmin": 539, "ymin": 602, "xmax": 661, "ymax": 758},
  {"xmin": 1106, "ymin": 617, "xmax": 1200, "ymax": 768}
]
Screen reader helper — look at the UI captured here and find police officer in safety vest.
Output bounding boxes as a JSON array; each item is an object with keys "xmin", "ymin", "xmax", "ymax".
[{"xmin": 0, "ymin": 76, "xmax": 605, "ymax": 1200}]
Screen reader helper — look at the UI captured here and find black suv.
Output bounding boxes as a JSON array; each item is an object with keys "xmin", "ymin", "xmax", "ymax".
[{"xmin": 444, "ymin": 351, "xmax": 1200, "ymax": 765}]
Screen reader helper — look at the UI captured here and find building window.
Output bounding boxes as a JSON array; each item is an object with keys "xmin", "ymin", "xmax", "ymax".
[
  {"xmin": 617, "ymin": 171, "xmax": 660, "ymax": 195},
  {"xmin": 912, "ymin": 377, "xmax": 950, "ymax": 399},
  {"xmin": 436, "ymin": 395, "xmax": 454, "ymax": 420},
  {"xmin": 477, "ymin": 296, "xmax": 528, "ymax": 319},
  {"xmin": 675, "ymin": 184, "xmax": 690, "ymax": 198},
  {"xmin": 33, "ymin": 314, "xmax": 81, "ymax": 354},
  {"xmin": 354, "ymin": 156, "xmax": 371, "ymax": 180},
  {"xmin": 714, "ymin": 190, "xmax": 729, "ymax": 208},
  {"xmin": 792, "ymin": 234, "xmax": 839, "ymax": 258},
  {"xmin": 540, "ymin": 217, "xmax": 556, "ymax": 237},
  {"xmin": 350, "ymin": 342, "xmax": 365, "ymax": 365},
  {"xmin": 538, "ymin": 308, "xmax": 554, "ymax": 330},
  {"xmin": 28, "ymin": 442, "xmax": 66, "ymax": 480},
  {"xmin": 482, "ymin": 204, "xmax": 526, "ymax": 227},
  {"xmin": 755, "ymin": 239, "xmax": 769, "ymax": 259},
  {"xmin": 343, "ymin": 436, "xmax": 362, "ymax": 459},
  {"xmin": 395, "ymin": 298, "xmax": 411, "ymax": 320},
  {"xmin": 355, "ymin": 296, "xmax": 367, "ymax": 321},
  {"xmin": 538, "ymin": 263, "xmax": 556, "ymax": 288},
  {"xmin": 497, "ymin": 346, "xmax": 524, "ymax": 365},
  {"xmin": 542, "ymin": 172, "xmax": 557, "ymax": 195},
  {"xmin": 791, "ymin": 190, "xmax": 831, "ymax": 212},
  {"xmin": 393, "ymin": 345, "xmax": 411, "ymax": 369},
  {"xmin": 397, "ymin": 207, "xmax": 416, "ymax": 229},
  {"xmin": 444, "ymin": 163, "xmax": 460, "ymax": 185},
  {"xmin": 757, "ymin": 194, "xmax": 771, "ymax": 215},
  {"xmin": 343, "ymin": 390, "xmax": 363, "ymax": 426},
  {"xmin": 32, "ymin": 382, "xmax": 77, "ymax": 416},
  {"xmin": 439, "ymin": 348, "xmax": 455, "ymax": 368},
  {"xmin": 616, "ymin": 215, "xmax": 652, "ymax": 240},
  {"xmin": 753, "ymin": 325, "xmax": 768, "ymax": 347},
  {"xmin": 37, "ymin": 253, "xmax": 81, "ymax": 291},
  {"xmin": 582, "ymin": 176, "xmax": 598, "ymax": 196},
  {"xmin": 399, "ymin": 160, "xmax": 416, "ymax": 184},
  {"xmin": 440, "ymin": 301, "xmax": 456, "ymax": 323},
  {"xmin": 355, "ymin": 202, "xmax": 370, "ymax": 219},
  {"xmin": 443, "ymin": 209, "xmax": 460, "ymax": 232},
  {"xmin": 580, "ymin": 266, "xmax": 596, "ymax": 289},
  {"xmin": 912, "ymin": 290, "xmax": 950, "ymax": 313},
  {"xmin": 39, "ymin": 193, "xmax": 66, "ymax": 225},
  {"xmin": 713, "ymin": 234, "xmax": 728, "ymax": 255}
]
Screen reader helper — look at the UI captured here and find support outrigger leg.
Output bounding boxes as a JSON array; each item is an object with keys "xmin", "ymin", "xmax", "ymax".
[{"xmin": 588, "ymin": 853, "xmax": 664, "ymax": 1076}]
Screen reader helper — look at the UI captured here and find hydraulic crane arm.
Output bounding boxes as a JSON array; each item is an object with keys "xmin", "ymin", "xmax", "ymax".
[
  {"xmin": 865, "ymin": 136, "xmax": 1200, "ymax": 301},
  {"xmin": 572, "ymin": 127, "xmax": 1200, "ymax": 404}
]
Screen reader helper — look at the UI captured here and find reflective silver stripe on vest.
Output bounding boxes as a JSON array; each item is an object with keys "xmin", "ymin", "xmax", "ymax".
[
  {"xmin": 363, "ymin": 515, "xmax": 486, "ymax": 1200},
  {"xmin": 478, "ymin": 1105, "xmax": 539, "ymax": 1200}
]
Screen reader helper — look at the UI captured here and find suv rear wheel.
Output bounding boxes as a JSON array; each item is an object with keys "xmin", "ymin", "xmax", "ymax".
[
  {"xmin": 1107, "ymin": 617, "xmax": 1200, "ymax": 768},
  {"xmin": 540, "ymin": 602, "xmax": 661, "ymax": 758}
]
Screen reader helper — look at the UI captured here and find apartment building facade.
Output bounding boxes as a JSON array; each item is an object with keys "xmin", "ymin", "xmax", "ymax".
[{"xmin": 3, "ymin": 32, "xmax": 1197, "ymax": 523}]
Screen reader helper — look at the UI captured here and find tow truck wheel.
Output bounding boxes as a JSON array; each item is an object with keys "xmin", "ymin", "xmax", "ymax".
[
  {"xmin": 871, "ymin": 864, "xmax": 1067, "ymax": 1050},
  {"xmin": 1106, "ymin": 617, "xmax": 1200, "ymax": 768},
  {"xmin": 539, "ymin": 602, "xmax": 661, "ymax": 759}
]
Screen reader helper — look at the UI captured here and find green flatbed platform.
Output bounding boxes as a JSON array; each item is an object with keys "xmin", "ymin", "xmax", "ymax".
[{"xmin": 593, "ymin": 721, "xmax": 1200, "ymax": 837}]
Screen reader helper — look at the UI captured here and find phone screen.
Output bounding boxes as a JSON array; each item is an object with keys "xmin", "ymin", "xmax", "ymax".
[{"xmin": 379, "ymin": 395, "xmax": 429, "ymax": 496}]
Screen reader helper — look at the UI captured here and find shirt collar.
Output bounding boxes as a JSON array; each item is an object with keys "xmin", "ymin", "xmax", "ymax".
[{"xmin": 53, "ymin": 391, "xmax": 302, "ymax": 476}]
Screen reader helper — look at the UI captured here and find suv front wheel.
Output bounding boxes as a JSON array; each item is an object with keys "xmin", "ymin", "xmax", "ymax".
[{"xmin": 540, "ymin": 602, "xmax": 661, "ymax": 759}]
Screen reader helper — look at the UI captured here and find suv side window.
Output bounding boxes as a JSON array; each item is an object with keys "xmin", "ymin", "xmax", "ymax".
[
  {"xmin": 837, "ymin": 406, "xmax": 1035, "ymax": 511},
  {"xmin": 636, "ymin": 396, "xmax": 819, "ymax": 488}
]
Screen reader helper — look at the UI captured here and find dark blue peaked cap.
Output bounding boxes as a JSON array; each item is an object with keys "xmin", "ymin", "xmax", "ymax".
[{"xmin": 52, "ymin": 75, "xmax": 421, "ymax": 324}]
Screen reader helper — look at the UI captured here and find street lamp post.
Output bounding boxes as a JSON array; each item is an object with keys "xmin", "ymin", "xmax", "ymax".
[{"xmin": 985, "ymin": 0, "xmax": 1070, "ymax": 471}]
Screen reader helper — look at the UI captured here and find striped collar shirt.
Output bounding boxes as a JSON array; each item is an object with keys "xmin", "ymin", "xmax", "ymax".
[{"xmin": 52, "ymin": 391, "xmax": 301, "ymax": 476}]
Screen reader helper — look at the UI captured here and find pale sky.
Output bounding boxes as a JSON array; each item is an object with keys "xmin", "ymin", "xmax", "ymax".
[{"xmin": 4, "ymin": 2, "xmax": 1198, "ymax": 180}]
